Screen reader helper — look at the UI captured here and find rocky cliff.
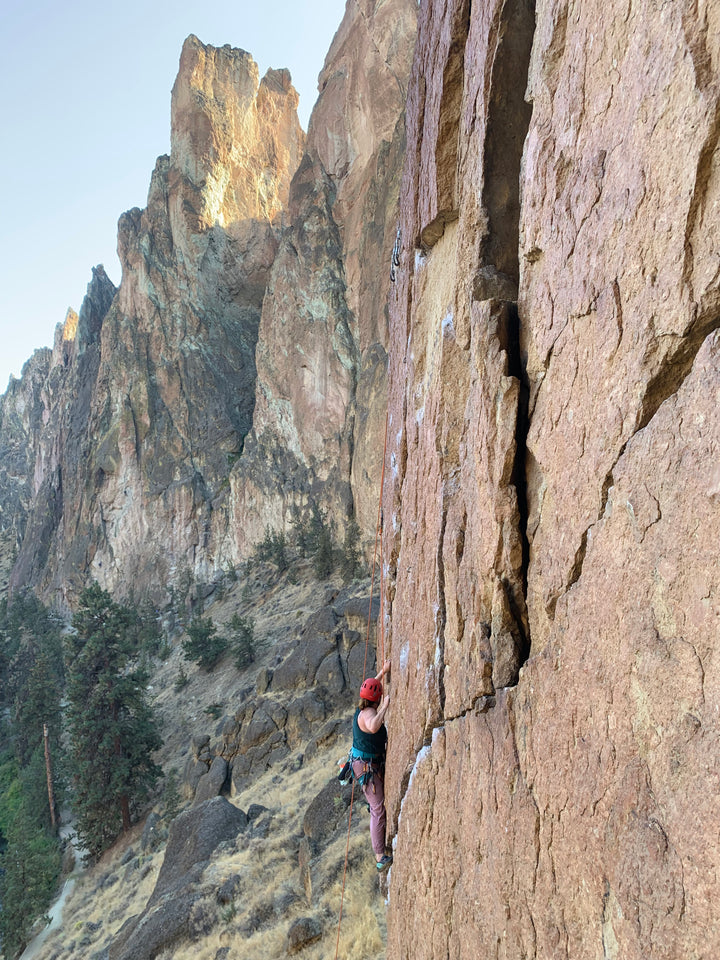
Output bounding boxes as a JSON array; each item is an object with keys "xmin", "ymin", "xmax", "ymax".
[
  {"xmin": 3, "ymin": 0, "xmax": 719, "ymax": 955},
  {"xmin": 0, "ymin": 1, "xmax": 416, "ymax": 607},
  {"xmin": 3, "ymin": 268, "xmax": 116, "ymax": 604},
  {"xmin": 383, "ymin": 1, "xmax": 720, "ymax": 957},
  {"xmin": 5, "ymin": 36, "xmax": 305, "ymax": 605},
  {"xmin": 219, "ymin": 0, "xmax": 417, "ymax": 552}
]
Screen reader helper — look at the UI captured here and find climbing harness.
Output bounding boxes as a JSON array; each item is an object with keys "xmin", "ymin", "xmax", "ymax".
[
  {"xmin": 334, "ymin": 410, "xmax": 390, "ymax": 960},
  {"xmin": 390, "ymin": 226, "xmax": 402, "ymax": 282}
]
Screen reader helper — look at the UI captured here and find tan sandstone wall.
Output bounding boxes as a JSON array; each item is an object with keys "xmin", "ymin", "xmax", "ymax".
[{"xmin": 384, "ymin": 1, "xmax": 720, "ymax": 957}]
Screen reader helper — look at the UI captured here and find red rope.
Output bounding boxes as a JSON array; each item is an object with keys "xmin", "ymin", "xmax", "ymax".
[
  {"xmin": 334, "ymin": 779, "xmax": 357, "ymax": 959},
  {"xmin": 336, "ymin": 408, "xmax": 390, "ymax": 959},
  {"xmin": 363, "ymin": 409, "xmax": 389, "ymax": 678}
]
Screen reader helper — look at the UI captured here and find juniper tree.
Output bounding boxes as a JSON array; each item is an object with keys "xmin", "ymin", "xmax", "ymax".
[
  {"xmin": 66, "ymin": 583, "xmax": 162, "ymax": 860},
  {"xmin": 181, "ymin": 615, "xmax": 228, "ymax": 670},
  {"xmin": 313, "ymin": 519, "xmax": 335, "ymax": 579},
  {"xmin": 341, "ymin": 516, "xmax": 363, "ymax": 582},
  {"xmin": 230, "ymin": 613, "xmax": 255, "ymax": 669}
]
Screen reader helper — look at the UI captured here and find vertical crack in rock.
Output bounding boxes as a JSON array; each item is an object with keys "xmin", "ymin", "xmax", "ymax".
[
  {"xmin": 478, "ymin": 0, "xmax": 536, "ymax": 296},
  {"xmin": 434, "ymin": 496, "xmax": 449, "ymax": 721},
  {"xmin": 506, "ymin": 303, "xmax": 532, "ymax": 669},
  {"xmin": 474, "ymin": 0, "xmax": 536, "ymax": 678}
]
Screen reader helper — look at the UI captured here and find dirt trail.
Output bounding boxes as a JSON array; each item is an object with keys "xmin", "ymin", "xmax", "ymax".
[{"xmin": 20, "ymin": 820, "xmax": 83, "ymax": 960}]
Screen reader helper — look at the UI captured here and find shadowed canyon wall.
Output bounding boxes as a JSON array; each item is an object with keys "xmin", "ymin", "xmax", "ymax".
[
  {"xmin": 0, "ymin": 0, "xmax": 417, "ymax": 606},
  {"xmin": 384, "ymin": 0, "xmax": 720, "ymax": 957},
  {"xmin": 220, "ymin": 0, "xmax": 418, "ymax": 554}
]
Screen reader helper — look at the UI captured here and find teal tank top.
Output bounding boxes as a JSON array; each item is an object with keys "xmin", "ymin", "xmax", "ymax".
[{"xmin": 352, "ymin": 708, "xmax": 388, "ymax": 760}]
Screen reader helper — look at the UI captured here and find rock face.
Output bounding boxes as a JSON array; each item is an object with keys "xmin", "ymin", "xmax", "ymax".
[
  {"xmin": 181, "ymin": 583, "xmax": 380, "ymax": 798},
  {"xmin": 384, "ymin": 1, "xmax": 720, "ymax": 958},
  {"xmin": 74, "ymin": 37, "xmax": 303, "ymax": 599},
  {"xmin": 5, "ymin": 268, "xmax": 116, "ymax": 604},
  {"xmin": 108, "ymin": 797, "xmax": 247, "ymax": 960},
  {"xmin": 221, "ymin": 0, "xmax": 418, "ymax": 553},
  {"xmin": 5, "ymin": 37, "xmax": 304, "ymax": 604},
  {"xmin": 0, "ymin": 2, "xmax": 417, "ymax": 605}
]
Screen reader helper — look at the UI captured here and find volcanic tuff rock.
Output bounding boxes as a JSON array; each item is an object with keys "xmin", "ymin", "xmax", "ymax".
[
  {"xmin": 222, "ymin": 0, "xmax": 417, "ymax": 552},
  {"xmin": 384, "ymin": 1, "xmax": 720, "ymax": 958},
  {"xmin": 1, "ymin": 1, "xmax": 417, "ymax": 604},
  {"xmin": 5, "ymin": 267, "xmax": 116, "ymax": 605},
  {"xmin": 5, "ymin": 37, "xmax": 304, "ymax": 604}
]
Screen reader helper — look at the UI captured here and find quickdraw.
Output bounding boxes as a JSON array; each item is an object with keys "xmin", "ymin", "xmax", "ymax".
[{"xmin": 390, "ymin": 226, "xmax": 402, "ymax": 282}]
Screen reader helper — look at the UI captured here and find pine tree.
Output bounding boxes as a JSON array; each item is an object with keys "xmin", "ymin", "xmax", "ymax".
[
  {"xmin": 66, "ymin": 583, "xmax": 162, "ymax": 860},
  {"xmin": 271, "ymin": 531, "xmax": 289, "ymax": 573},
  {"xmin": 313, "ymin": 521, "xmax": 335, "ymax": 579},
  {"xmin": 162, "ymin": 768, "xmax": 182, "ymax": 822},
  {"xmin": 181, "ymin": 615, "xmax": 228, "ymax": 670},
  {"xmin": 0, "ymin": 800, "xmax": 61, "ymax": 958},
  {"xmin": 13, "ymin": 648, "xmax": 62, "ymax": 766},
  {"xmin": 341, "ymin": 516, "xmax": 363, "ymax": 582},
  {"xmin": 230, "ymin": 613, "xmax": 255, "ymax": 670}
]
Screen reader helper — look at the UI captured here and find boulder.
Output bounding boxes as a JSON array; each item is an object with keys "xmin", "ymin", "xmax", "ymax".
[
  {"xmin": 109, "ymin": 798, "xmax": 247, "ymax": 960},
  {"xmin": 193, "ymin": 756, "xmax": 229, "ymax": 806},
  {"xmin": 271, "ymin": 633, "xmax": 339, "ymax": 691},
  {"xmin": 140, "ymin": 812, "xmax": 167, "ymax": 853},
  {"xmin": 152, "ymin": 798, "xmax": 247, "ymax": 902},
  {"xmin": 287, "ymin": 916, "xmax": 322, "ymax": 954},
  {"xmin": 182, "ymin": 756, "xmax": 210, "ymax": 800},
  {"xmin": 216, "ymin": 874, "xmax": 243, "ymax": 905},
  {"xmin": 302, "ymin": 779, "xmax": 352, "ymax": 851}
]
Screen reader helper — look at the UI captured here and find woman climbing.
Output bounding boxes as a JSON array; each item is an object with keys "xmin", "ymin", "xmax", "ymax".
[{"xmin": 351, "ymin": 659, "xmax": 392, "ymax": 870}]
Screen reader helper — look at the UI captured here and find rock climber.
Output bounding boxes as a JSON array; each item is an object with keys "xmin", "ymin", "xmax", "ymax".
[{"xmin": 352, "ymin": 658, "xmax": 392, "ymax": 870}]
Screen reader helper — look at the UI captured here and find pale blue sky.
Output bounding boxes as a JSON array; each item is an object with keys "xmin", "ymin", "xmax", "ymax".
[{"xmin": 0, "ymin": 0, "xmax": 347, "ymax": 390}]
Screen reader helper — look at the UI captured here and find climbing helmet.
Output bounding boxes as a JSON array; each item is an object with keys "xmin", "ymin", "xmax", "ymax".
[{"xmin": 359, "ymin": 677, "xmax": 383, "ymax": 703}]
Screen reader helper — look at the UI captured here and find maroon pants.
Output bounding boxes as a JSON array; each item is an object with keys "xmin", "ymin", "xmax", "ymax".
[{"xmin": 352, "ymin": 758, "xmax": 386, "ymax": 856}]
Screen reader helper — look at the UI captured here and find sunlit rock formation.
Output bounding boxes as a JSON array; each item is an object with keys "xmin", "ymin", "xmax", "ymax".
[
  {"xmin": 383, "ymin": 1, "xmax": 720, "ymax": 957},
  {"xmin": 219, "ymin": 0, "xmax": 418, "ymax": 554}
]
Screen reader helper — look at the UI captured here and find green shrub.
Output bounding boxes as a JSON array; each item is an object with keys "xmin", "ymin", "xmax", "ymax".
[
  {"xmin": 341, "ymin": 516, "xmax": 363, "ymax": 582},
  {"xmin": 181, "ymin": 617, "xmax": 228, "ymax": 671},
  {"xmin": 230, "ymin": 614, "xmax": 256, "ymax": 670}
]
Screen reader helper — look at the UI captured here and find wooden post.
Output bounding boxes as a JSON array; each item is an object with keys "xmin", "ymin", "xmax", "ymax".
[{"xmin": 43, "ymin": 723, "xmax": 57, "ymax": 830}]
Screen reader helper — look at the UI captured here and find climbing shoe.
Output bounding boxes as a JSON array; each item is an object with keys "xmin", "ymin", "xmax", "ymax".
[{"xmin": 376, "ymin": 854, "xmax": 393, "ymax": 871}]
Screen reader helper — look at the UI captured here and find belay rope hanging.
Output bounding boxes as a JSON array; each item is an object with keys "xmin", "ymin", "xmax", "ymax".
[{"xmin": 334, "ymin": 409, "xmax": 389, "ymax": 959}]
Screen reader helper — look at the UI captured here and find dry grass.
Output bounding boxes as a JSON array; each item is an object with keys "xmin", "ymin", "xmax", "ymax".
[
  {"xmin": 25, "ymin": 571, "xmax": 388, "ymax": 960},
  {"xmin": 35, "ymin": 846, "xmax": 163, "ymax": 959}
]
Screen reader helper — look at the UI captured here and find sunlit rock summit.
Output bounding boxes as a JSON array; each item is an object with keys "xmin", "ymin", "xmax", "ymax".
[
  {"xmin": 1, "ymin": 0, "xmax": 720, "ymax": 957},
  {"xmin": 1, "ymin": 10, "xmax": 416, "ymax": 606}
]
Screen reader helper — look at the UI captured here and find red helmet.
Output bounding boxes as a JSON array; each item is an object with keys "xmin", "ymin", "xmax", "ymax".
[{"xmin": 360, "ymin": 677, "xmax": 383, "ymax": 703}]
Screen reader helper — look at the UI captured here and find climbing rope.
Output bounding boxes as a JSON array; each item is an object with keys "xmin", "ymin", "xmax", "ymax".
[
  {"xmin": 363, "ymin": 409, "xmax": 389, "ymax": 677},
  {"xmin": 335, "ymin": 408, "xmax": 390, "ymax": 959}
]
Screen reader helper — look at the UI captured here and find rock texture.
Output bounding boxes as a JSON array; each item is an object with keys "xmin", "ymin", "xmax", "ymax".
[
  {"xmin": 108, "ymin": 797, "xmax": 247, "ymax": 960},
  {"xmin": 178, "ymin": 584, "xmax": 379, "ymax": 798},
  {"xmin": 384, "ymin": 1, "xmax": 720, "ymax": 958},
  {"xmin": 221, "ymin": 0, "xmax": 417, "ymax": 553},
  {"xmin": 4, "ymin": 268, "xmax": 116, "ymax": 605},
  {"xmin": 4, "ymin": 37, "xmax": 304, "ymax": 605},
  {"xmin": 0, "ymin": 2, "xmax": 417, "ymax": 605}
]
